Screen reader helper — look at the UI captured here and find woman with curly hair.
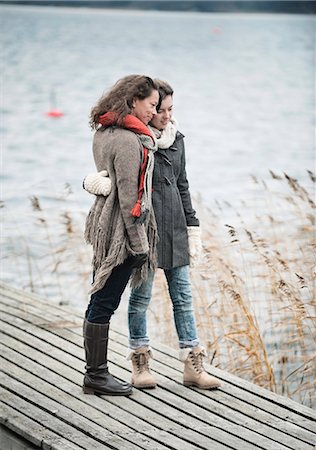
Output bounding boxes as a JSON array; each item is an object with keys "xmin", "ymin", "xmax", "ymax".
[{"xmin": 82, "ymin": 75, "xmax": 159, "ymax": 396}]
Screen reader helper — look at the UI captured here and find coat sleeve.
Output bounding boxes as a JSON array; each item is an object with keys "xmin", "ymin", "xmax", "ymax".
[
  {"xmin": 114, "ymin": 132, "xmax": 149, "ymax": 254},
  {"xmin": 177, "ymin": 139, "xmax": 200, "ymax": 227}
]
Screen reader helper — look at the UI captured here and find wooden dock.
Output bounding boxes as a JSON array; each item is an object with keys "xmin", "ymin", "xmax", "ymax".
[{"xmin": 0, "ymin": 283, "xmax": 315, "ymax": 450}]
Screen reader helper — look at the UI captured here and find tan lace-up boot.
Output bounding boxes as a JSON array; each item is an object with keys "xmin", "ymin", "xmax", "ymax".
[
  {"xmin": 128, "ymin": 347, "xmax": 157, "ymax": 389},
  {"xmin": 180, "ymin": 347, "xmax": 221, "ymax": 389}
]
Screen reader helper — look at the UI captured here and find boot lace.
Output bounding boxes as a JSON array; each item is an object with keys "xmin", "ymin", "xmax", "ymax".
[
  {"xmin": 133, "ymin": 352, "xmax": 150, "ymax": 374},
  {"xmin": 190, "ymin": 350, "xmax": 205, "ymax": 374}
]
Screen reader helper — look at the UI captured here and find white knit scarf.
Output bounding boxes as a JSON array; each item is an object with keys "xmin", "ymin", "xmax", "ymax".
[{"xmin": 149, "ymin": 117, "xmax": 178, "ymax": 149}]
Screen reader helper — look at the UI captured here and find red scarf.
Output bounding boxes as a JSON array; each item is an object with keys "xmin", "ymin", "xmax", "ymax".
[{"xmin": 98, "ymin": 112, "xmax": 154, "ymax": 219}]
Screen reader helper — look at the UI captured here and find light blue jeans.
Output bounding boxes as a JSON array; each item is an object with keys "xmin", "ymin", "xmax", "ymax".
[{"xmin": 128, "ymin": 265, "xmax": 200, "ymax": 349}]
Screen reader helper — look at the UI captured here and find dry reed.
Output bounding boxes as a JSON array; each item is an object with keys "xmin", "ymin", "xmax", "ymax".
[
  {"xmin": 1, "ymin": 171, "xmax": 315, "ymax": 407},
  {"xmin": 151, "ymin": 170, "xmax": 315, "ymax": 407}
]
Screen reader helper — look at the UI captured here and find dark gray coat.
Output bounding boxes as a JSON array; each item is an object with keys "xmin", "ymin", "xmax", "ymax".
[{"xmin": 152, "ymin": 131, "xmax": 199, "ymax": 269}]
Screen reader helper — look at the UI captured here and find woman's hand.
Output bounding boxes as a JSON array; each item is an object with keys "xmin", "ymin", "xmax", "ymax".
[
  {"xmin": 130, "ymin": 253, "xmax": 148, "ymax": 268},
  {"xmin": 187, "ymin": 226, "xmax": 203, "ymax": 268},
  {"xmin": 83, "ymin": 170, "xmax": 111, "ymax": 196}
]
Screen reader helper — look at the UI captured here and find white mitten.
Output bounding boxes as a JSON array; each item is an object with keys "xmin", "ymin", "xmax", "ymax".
[
  {"xmin": 187, "ymin": 226, "xmax": 203, "ymax": 268},
  {"xmin": 83, "ymin": 170, "xmax": 111, "ymax": 196}
]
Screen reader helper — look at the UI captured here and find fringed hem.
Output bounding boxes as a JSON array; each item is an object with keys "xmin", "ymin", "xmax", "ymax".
[
  {"xmin": 89, "ymin": 236, "xmax": 129, "ymax": 294},
  {"xmin": 84, "ymin": 196, "xmax": 106, "ymax": 245},
  {"xmin": 85, "ymin": 196, "xmax": 158, "ymax": 294}
]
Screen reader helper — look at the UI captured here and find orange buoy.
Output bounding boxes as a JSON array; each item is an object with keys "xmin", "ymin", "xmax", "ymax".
[
  {"xmin": 212, "ymin": 27, "xmax": 221, "ymax": 35},
  {"xmin": 46, "ymin": 109, "xmax": 64, "ymax": 118},
  {"xmin": 46, "ymin": 88, "xmax": 64, "ymax": 117}
]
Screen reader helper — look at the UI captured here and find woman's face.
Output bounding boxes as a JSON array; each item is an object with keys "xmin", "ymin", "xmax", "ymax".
[
  {"xmin": 150, "ymin": 95, "xmax": 173, "ymax": 131},
  {"xmin": 132, "ymin": 90, "xmax": 159, "ymax": 125}
]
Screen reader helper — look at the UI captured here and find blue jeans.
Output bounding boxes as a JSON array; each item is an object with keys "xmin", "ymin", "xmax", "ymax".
[{"xmin": 128, "ymin": 265, "xmax": 199, "ymax": 349}]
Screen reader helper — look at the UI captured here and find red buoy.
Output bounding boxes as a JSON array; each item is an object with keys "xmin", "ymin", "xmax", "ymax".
[
  {"xmin": 46, "ymin": 109, "xmax": 64, "ymax": 118},
  {"xmin": 212, "ymin": 27, "xmax": 221, "ymax": 35},
  {"xmin": 46, "ymin": 88, "xmax": 64, "ymax": 117}
]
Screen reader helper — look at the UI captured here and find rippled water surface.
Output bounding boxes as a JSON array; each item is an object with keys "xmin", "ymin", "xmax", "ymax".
[
  {"xmin": 2, "ymin": 5, "xmax": 314, "ymax": 206},
  {"xmin": 1, "ymin": 5, "xmax": 314, "ymax": 294}
]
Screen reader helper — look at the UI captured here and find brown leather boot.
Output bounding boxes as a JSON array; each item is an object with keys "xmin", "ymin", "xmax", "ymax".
[
  {"xmin": 83, "ymin": 320, "xmax": 133, "ymax": 396},
  {"xmin": 180, "ymin": 347, "xmax": 221, "ymax": 389},
  {"xmin": 128, "ymin": 347, "xmax": 157, "ymax": 389}
]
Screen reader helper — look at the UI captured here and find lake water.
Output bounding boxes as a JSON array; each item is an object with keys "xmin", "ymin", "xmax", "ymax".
[
  {"xmin": 1, "ymin": 5, "xmax": 314, "ymax": 289},
  {"xmin": 1, "ymin": 5, "xmax": 315, "ymax": 407},
  {"xmin": 1, "ymin": 4, "xmax": 314, "ymax": 270},
  {"xmin": 1, "ymin": 5, "xmax": 314, "ymax": 206}
]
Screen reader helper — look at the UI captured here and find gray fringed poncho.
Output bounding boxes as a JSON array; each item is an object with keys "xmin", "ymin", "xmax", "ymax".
[{"xmin": 85, "ymin": 126, "xmax": 158, "ymax": 294}]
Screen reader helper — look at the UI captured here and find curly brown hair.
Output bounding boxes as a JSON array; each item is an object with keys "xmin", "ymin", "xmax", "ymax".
[{"xmin": 90, "ymin": 75, "xmax": 158, "ymax": 129}]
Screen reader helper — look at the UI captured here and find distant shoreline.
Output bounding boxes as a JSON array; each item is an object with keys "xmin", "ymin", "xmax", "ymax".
[{"xmin": 0, "ymin": 0, "xmax": 315, "ymax": 15}]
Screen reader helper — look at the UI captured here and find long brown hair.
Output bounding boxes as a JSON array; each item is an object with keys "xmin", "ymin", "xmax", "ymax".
[{"xmin": 90, "ymin": 75, "xmax": 158, "ymax": 129}]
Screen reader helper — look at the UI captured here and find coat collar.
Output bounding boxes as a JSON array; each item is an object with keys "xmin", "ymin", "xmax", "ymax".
[{"xmin": 168, "ymin": 131, "xmax": 184, "ymax": 151}]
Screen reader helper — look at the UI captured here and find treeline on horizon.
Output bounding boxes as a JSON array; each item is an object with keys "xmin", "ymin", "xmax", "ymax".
[{"xmin": 1, "ymin": 0, "xmax": 315, "ymax": 14}]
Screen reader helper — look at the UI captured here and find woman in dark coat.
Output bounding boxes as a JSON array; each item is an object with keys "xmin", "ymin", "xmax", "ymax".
[{"xmin": 127, "ymin": 80, "xmax": 221, "ymax": 390}]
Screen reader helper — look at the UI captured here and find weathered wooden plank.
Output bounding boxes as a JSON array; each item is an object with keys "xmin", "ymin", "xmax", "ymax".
[
  {"xmin": 0, "ymin": 342, "xmax": 266, "ymax": 450},
  {"xmin": 0, "ymin": 335, "xmax": 153, "ymax": 435},
  {"xmin": 1, "ymin": 306, "xmax": 315, "ymax": 450},
  {"xmin": 0, "ymin": 409, "xmax": 83, "ymax": 450},
  {"xmin": 107, "ymin": 342, "xmax": 316, "ymax": 450},
  {"xmin": 0, "ymin": 332, "xmax": 233, "ymax": 450},
  {"xmin": 2, "ymin": 288, "xmax": 315, "ymax": 437},
  {"xmin": 1, "ymin": 368, "xmax": 170, "ymax": 450},
  {"xmin": 1, "ymin": 320, "xmax": 313, "ymax": 450},
  {"xmin": 0, "ymin": 337, "xmax": 207, "ymax": 450},
  {"xmin": 0, "ymin": 388, "xmax": 111, "ymax": 450},
  {"xmin": 149, "ymin": 340, "xmax": 316, "ymax": 417},
  {"xmin": 109, "ymin": 340, "xmax": 316, "ymax": 444},
  {"xmin": 1, "ymin": 284, "xmax": 315, "ymax": 424},
  {"xmin": 1, "ymin": 308, "xmax": 314, "ymax": 450},
  {"xmin": 0, "ymin": 284, "xmax": 67, "ymax": 312},
  {"xmin": 1, "ymin": 283, "xmax": 315, "ymax": 450},
  {"xmin": 1, "ymin": 342, "xmax": 215, "ymax": 449},
  {"xmin": 0, "ymin": 348, "xmax": 179, "ymax": 450},
  {"xmin": 0, "ymin": 424, "xmax": 40, "ymax": 450},
  {"xmin": 0, "ymin": 338, "xmax": 233, "ymax": 450}
]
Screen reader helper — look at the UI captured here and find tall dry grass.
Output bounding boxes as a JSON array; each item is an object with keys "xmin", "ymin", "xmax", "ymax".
[
  {"xmin": 1, "ymin": 171, "xmax": 315, "ymax": 407},
  {"xmin": 1, "ymin": 184, "xmax": 92, "ymax": 307},
  {"xmin": 150, "ymin": 170, "xmax": 315, "ymax": 407}
]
